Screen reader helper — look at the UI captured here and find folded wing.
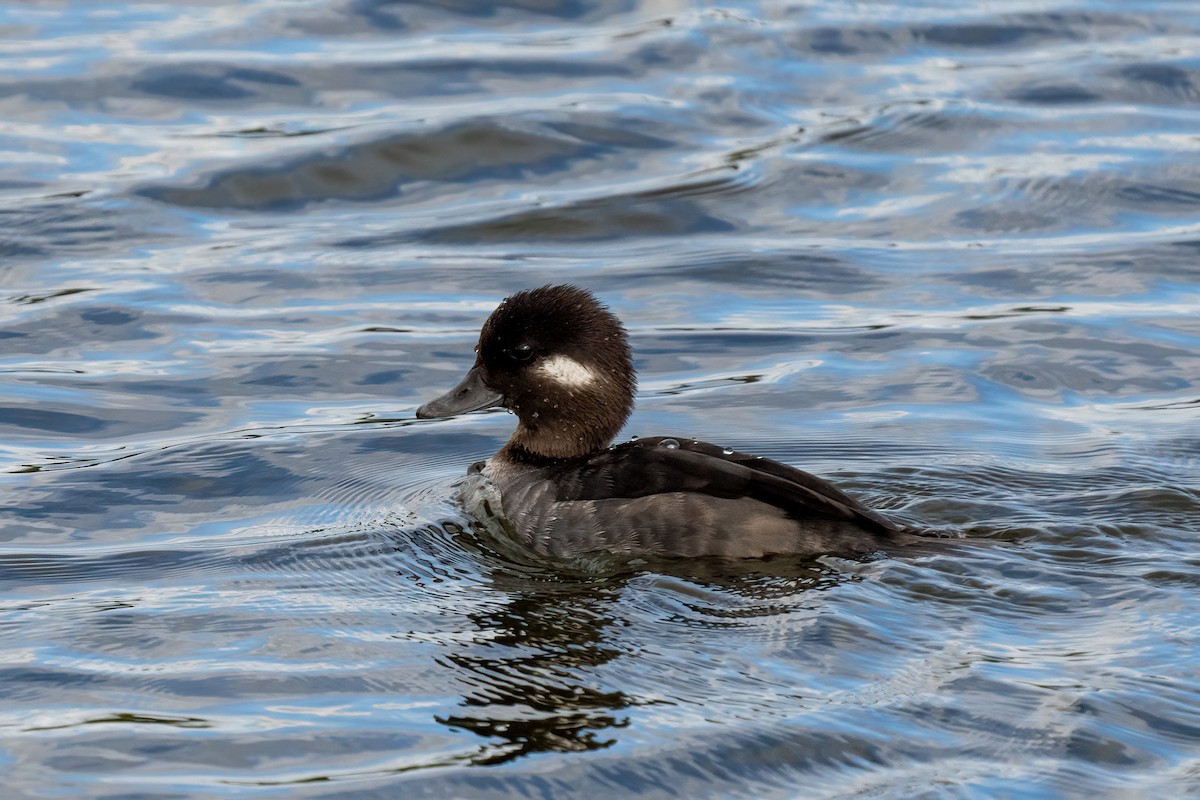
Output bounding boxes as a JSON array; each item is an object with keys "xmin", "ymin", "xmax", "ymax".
[{"xmin": 547, "ymin": 436, "xmax": 904, "ymax": 537}]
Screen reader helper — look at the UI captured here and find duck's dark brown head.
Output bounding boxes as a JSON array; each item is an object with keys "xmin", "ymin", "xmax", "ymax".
[{"xmin": 417, "ymin": 285, "xmax": 636, "ymax": 461}]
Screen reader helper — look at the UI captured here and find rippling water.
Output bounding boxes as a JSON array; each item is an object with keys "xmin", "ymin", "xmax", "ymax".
[{"xmin": 3, "ymin": 0, "xmax": 1200, "ymax": 796}]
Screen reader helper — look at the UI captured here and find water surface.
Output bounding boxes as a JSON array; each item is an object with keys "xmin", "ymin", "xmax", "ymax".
[{"xmin": 2, "ymin": 0, "xmax": 1199, "ymax": 797}]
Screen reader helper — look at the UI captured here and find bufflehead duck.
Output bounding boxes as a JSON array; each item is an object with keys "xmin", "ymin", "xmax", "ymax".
[{"xmin": 417, "ymin": 285, "xmax": 929, "ymax": 559}]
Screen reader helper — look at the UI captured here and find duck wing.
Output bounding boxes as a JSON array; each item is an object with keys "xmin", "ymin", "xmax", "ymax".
[{"xmin": 546, "ymin": 436, "xmax": 904, "ymax": 536}]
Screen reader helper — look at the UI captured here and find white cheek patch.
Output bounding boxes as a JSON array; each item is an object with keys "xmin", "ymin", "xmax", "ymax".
[{"xmin": 538, "ymin": 354, "xmax": 597, "ymax": 388}]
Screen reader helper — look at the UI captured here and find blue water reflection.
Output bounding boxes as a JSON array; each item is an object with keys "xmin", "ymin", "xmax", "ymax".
[{"xmin": 2, "ymin": 0, "xmax": 1199, "ymax": 796}]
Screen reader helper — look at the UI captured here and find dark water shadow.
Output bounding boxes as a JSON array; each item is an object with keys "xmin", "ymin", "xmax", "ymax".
[
  {"xmin": 433, "ymin": 579, "xmax": 634, "ymax": 765},
  {"xmin": 425, "ymin": 536, "xmax": 875, "ymax": 766},
  {"xmin": 138, "ymin": 117, "xmax": 669, "ymax": 212}
]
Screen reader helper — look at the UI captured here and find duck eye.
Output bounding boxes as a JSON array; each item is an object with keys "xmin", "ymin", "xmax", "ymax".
[{"xmin": 505, "ymin": 344, "xmax": 534, "ymax": 362}]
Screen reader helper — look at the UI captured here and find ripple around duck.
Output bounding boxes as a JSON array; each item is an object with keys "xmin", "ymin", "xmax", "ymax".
[
  {"xmin": 0, "ymin": 548, "xmax": 221, "ymax": 591},
  {"xmin": 1, "ymin": 422, "xmax": 492, "ymax": 598}
]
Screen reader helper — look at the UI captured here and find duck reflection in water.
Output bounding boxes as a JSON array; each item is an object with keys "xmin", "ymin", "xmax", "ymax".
[
  {"xmin": 430, "ymin": 530, "xmax": 849, "ymax": 766},
  {"xmin": 434, "ymin": 576, "xmax": 632, "ymax": 764}
]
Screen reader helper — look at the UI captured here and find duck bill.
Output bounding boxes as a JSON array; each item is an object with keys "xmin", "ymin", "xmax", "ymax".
[{"xmin": 416, "ymin": 364, "xmax": 504, "ymax": 419}]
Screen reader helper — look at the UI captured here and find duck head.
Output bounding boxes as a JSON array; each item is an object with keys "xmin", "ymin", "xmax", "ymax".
[{"xmin": 416, "ymin": 285, "xmax": 636, "ymax": 460}]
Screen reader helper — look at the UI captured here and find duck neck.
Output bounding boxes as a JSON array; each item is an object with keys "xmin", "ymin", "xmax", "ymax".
[
  {"xmin": 501, "ymin": 417, "xmax": 613, "ymax": 462},
  {"xmin": 500, "ymin": 390, "xmax": 631, "ymax": 462}
]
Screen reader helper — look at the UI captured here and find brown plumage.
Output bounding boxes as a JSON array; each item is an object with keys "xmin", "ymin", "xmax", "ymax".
[{"xmin": 418, "ymin": 285, "xmax": 935, "ymax": 560}]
